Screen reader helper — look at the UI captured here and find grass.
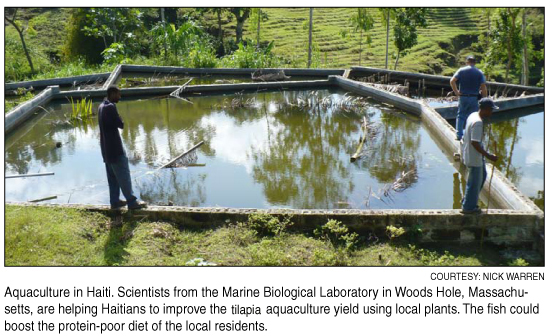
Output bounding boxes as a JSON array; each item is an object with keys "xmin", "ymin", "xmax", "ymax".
[
  {"xmin": 5, "ymin": 205, "xmax": 540, "ymax": 266},
  {"xmin": 4, "ymin": 91, "xmax": 35, "ymax": 113}
]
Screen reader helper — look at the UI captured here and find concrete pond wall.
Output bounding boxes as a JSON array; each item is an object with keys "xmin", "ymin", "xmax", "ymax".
[
  {"xmin": 434, "ymin": 94, "xmax": 544, "ymax": 120},
  {"xmin": 349, "ymin": 66, "xmax": 544, "ymax": 95},
  {"xmin": 4, "ymin": 65, "xmax": 544, "ymax": 249}
]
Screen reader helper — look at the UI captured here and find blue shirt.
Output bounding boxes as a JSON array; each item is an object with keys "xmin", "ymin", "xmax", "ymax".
[{"xmin": 453, "ymin": 65, "xmax": 486, "ymax": 95}]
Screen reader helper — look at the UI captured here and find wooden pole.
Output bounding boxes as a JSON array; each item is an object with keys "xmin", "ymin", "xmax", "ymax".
[
  {"xmin": 6, "ymin": 172, "xmax": 54, "ymax": 179},
  {"xmin": 350, "ymin": 117, "xmax": 368, "ymax": 162},
  {"xmin": 159, "ymin": 141, "xmax": 205, "ymax": 169},
  {"xmin": 307, "ymin": 8, "xmax": 313, "ymax": 68},
  {"xmin": 29, "ymin": 195, "xmax": 57, "ymax": 203}
]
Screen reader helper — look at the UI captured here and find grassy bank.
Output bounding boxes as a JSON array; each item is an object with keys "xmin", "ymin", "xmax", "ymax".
[{"xmin": 5, "ymin": 205, "xmax": 539, "ymax": 266}]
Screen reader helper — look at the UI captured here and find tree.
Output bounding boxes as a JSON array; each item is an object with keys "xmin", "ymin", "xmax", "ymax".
[
  {"xmin": 151, "ymin": 20, "xmax": 210, "ymax": 64},
  {"xmin": 349, "ymin": 9, "xmax": 374, "ymax": 66},
  {"xmin": 4, "ymin": 8, "xmax": 34, "ymax": 73},
  {"xmin": 392, "ymin": 8, "xmax": 428, "ymax": 70},
  {"xmin": 488, "ymin": 8, "xmax": 523, "ymax": 83},
  {"xmin": 521, "ymin": 9, "xmax": 529, "ymax": 85},
  {"xmin": 307, "ymin": 8, "xmax": 314, "ymax": 68},
  {"xmin": 504, "ymin": 8, "xmax": 522, "ymax": 83},
  {"xmin": 196, "ymin": 8, "xmax": 230, "ymax": 43},
  {"xmin": 249, "ymin": 8, "xmax": 269, "ymax": 48},
  {"xmin": 81, "ymin": 8, "xmax": 143, "ymax": 49},
  {"xmin": 378, "ymin": 8, "xmax": 396, "ymax": 69},
  {"xmin": 472, "ymin": 8, "xmax": 495, "ymax": 47},
  {"xmin": 229, "ymin": 8, "xmax": 251, "ymax": 43}
]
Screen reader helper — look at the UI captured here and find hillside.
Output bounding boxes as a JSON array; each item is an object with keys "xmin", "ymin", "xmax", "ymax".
[
  {"xmin": 4, "ymin": 8, "xmax": 543, "ymax": 83},
  {"xmin": 208, "ymin": 8, "xmax": 486, "ymax": 75}
]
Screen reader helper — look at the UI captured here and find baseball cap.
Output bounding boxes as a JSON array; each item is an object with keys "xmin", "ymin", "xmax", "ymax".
[
  {"xmin": 479, "ymin": 97, "xmax": 499, "ymax": 110},
  {"xmin": 466, "ymin": 55, "xmax": 476, "ymax": 62}
]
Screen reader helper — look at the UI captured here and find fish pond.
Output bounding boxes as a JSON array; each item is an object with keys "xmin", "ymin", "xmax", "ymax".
[{"xmin": 6, "ymin": 88, "xmax": 486, "ymax": 209}]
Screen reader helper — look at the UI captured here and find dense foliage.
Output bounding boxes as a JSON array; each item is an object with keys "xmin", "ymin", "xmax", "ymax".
[{"xmin": 4, "ymin": 7, "xmax": 545, "ymax": 85}]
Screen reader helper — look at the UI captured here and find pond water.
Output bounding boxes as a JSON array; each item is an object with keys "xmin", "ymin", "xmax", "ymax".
[
  {"xmin": 486, "ymin": 109, "xmax": 544, "ymax": 209},
  {"xmin": 118, "ymin": 72, "xmax": 324, "ymax": 88},
  {"xmin": 6, "ymin": 88, "xmax": 475, "ymax": 209}
]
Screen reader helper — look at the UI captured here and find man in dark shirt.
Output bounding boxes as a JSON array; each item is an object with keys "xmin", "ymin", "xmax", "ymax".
[
  {"xmin": 450, "ymin": 55, "xmax": 488, "ymax": 140},
  {"xmin": 99, "ymin": 86, "xmax": 146, "ymax": 210}
]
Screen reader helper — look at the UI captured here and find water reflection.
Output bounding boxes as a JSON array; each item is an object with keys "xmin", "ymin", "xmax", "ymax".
[
  {"xmin": 5, "ymin": 89, "xmax": 461, "ymax": 209},
  {"xmin": 485, "ymin": 108, "xmax": 543, "ymax": 209}
]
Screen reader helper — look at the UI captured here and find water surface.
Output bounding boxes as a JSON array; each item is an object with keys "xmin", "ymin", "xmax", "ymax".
[
  {"xmin": 486, "ymin": 109, "xmax": 544, "ymax": 209},
  {"xmin": 6, "ymin": 89, "xmax": 469, "ymax": 209}
]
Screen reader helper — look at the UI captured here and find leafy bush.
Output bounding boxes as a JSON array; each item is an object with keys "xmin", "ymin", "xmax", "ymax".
[
  {"xmin": 386, "ymin": 225, "xmax": 406, "ymax": 240},
  {"xmin": 101, "ymin": 43, "xmax": 131, "ymax": 65},
  {"xmin": 221, "ymin": 40, "xmax": 280, "ymax": 68},
  {"xmin": 241, "ymin": 213, "xmax": 293, "ymax": 236},
  {"xmin": 187, "ymin": 42, "xmax": 217, "ymax": 68},
  {"xmin": 508, "ymin": 258, "xmax": 529, "ymax": 266},
  {"xmin": 314, "ymin": 220, "xmax": 359, "ymax": 250},
  {"xmin": 151, "ymin": 20, "xmax": 216, "ymax": 67}
]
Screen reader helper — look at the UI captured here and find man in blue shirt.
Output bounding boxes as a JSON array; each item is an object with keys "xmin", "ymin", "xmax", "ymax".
[{"xmin": 450, "ymin": 55, "xmax": 488, "ymax": 140}]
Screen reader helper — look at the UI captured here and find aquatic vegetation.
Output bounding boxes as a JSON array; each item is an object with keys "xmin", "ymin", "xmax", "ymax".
[
  {"xmin": 286, "ymin": 91, "xmax": 371, "ymax": 113},
  {"xmin": 68, "ymin": 96, "xmax": 93, "ymax": 122},
  {"xmin": 213, "ymin": 92, "xmax": 258, "ymax": 109}
]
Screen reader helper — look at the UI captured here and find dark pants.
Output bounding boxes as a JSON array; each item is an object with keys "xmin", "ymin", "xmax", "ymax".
[{"xmin": 105, "ymin": 154, "xmax": 138, "ymax": 207}]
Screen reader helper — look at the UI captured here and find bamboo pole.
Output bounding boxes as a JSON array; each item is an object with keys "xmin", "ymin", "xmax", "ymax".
[
  {"xmin": 350, "ymin": 117, "xmax": 368, "ymax": 162},
  {"xmin": 29, "ymin": 195, "xmax": 57, "ymax": 203},
  {"xmin": 159, "ymin": 141, "xmax": 205, "ymax": 169},
  {"xmin": 6, "ymin": 172, "xmax": 54, "ymax": 179},
  {"xmin": 170, "ymin": 78, "xmax": 194, "ymax": 99}
]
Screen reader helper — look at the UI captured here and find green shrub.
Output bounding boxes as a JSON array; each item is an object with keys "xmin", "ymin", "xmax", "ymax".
[
  {"xmin": 386, "ymin": 225, "xmax": 406, "ymax": 240},
  {"xmin": 314, "ymin": 220, "xmax": 359, "ymax": 250},
  {"xmin": 241, "ymin": 213, "xmax": 293, "ymax": 236},
  {"xmin": 220, "ymin": 40, "xmax": 280, "ymax": 68},
  {"xmin": 508, "ymin": 258, "xmax": 530, "ymax": 266},
  {"xmin": 188, "ymin": 42, "xmax": 217, "ymax": 68},
  {"xmin": 101, "ymin": 43, "xmax": 131, "ymax": 65}
]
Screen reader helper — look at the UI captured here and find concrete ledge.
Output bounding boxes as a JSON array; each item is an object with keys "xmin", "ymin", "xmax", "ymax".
[
  {"xmin": 103, "ymin": 64, "xmax": 123, "ymax": 89},
  {"xmin": 6, "ymin": 202, "xmax": 542, "ymax": 247},
  {"xmin": 350, "ymin": 66, "xmax": 544, "ymax": 95},
  {"xmin": 120, "ymin": 64, "xmax": 345, "ymax": 77},
  {"xmin": 434, "ymin": 94, "xmax": 544, "ymax": 120},
  {"xmin": 5, "ymin": 86, "xmax": 59, "ymax": 134},
  {"xmin": 56, "ymin": 79, "xmax": 332, "ymax": 99},
  {"xmin": 5, "ymin": 73, "xmax": 110, "ymax": 91},
  {"xmin": 331, "ymin": 76, "xmax": 422, "ymax": 116}
]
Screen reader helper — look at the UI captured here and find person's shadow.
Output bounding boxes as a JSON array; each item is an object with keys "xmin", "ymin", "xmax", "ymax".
[{"xmin": 103, "ymin": 212, "xmax": 135, "ymax": 265}]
